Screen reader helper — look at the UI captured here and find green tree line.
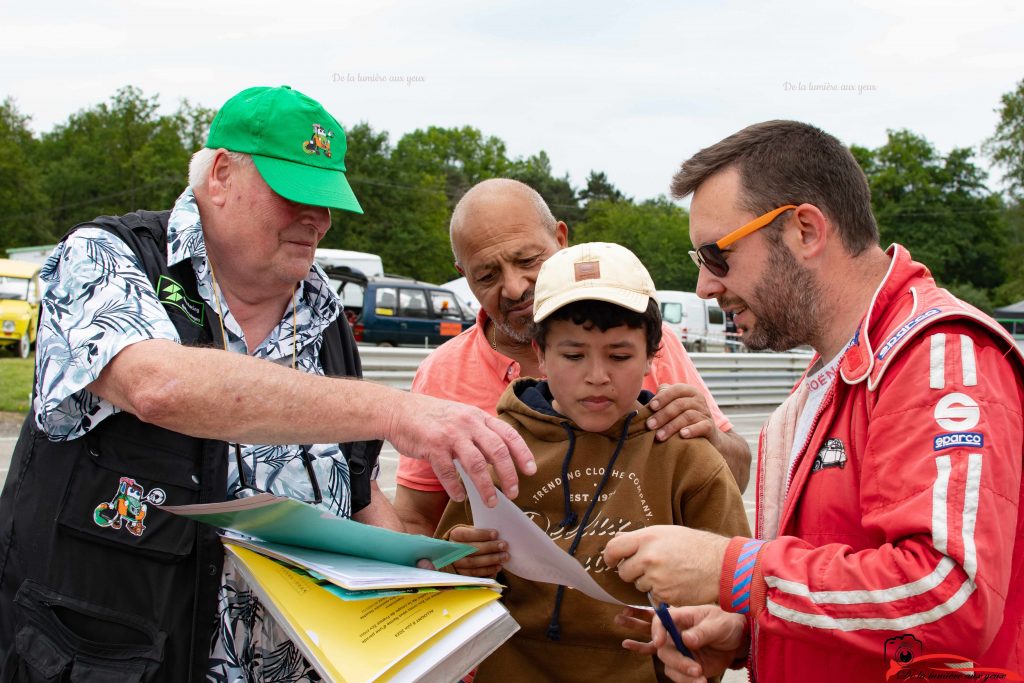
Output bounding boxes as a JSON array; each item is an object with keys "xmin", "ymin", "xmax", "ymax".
[{"xmin": 3, "ymin": 80, "xmax": 1024, "ymax": 311}]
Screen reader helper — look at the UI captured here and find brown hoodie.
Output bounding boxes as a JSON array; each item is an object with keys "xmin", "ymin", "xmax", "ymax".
[{"xmin": 436, "ymin": 378, "xmax": 750, "ymax": 682}]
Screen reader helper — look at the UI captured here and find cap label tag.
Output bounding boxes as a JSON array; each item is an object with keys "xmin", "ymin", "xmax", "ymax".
[
  {"xmin": 303, "ymin": 123, "xmax": 333, "ymax": 157},
  {"xmin": 574, "ymin": 261, "xmax": 600, "ymax": 281}
]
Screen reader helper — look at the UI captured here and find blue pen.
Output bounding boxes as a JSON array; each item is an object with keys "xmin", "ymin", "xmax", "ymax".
[{"xmin": 648, "ymin": 592, "xmax": 695, "ymax": 659}]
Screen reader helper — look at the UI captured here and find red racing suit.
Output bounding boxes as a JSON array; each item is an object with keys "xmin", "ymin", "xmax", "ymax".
[{"xmin": 718, "ymin": 246, "xmax": 1024, "ymax": 681}]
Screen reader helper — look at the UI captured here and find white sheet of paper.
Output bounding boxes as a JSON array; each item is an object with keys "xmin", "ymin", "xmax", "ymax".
[{"xmin": 455, "ymin": 462, "xmax": 625, "ymax": 605}]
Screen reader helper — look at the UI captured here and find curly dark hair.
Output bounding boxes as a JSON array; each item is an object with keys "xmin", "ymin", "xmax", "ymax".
[{"xmin": 534, "ymin": 299, "xmax": 662, "ymax": 357}]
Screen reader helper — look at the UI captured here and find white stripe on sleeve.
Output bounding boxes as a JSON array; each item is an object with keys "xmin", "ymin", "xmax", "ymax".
[
  {"xmin": 766, "ymin": 580, "xmax": 974, "ymax": 631},
  {"xmin": 763, "ymin": 454, "xmax": 981, "ymax": 630},
  {"xmin": 962, "ymin": 454, "xmax": 981, "ymax": 581},
  {"xmin": 960, "ymin": 335, "xmax": 977, "ymax": 387},
  {"xmin": 930, "ymin": 333, "xmax": 946, "ymax": 390},
  {"xmin": 933, "ymin": 455, "xmax": 951, "ymax": 555}
]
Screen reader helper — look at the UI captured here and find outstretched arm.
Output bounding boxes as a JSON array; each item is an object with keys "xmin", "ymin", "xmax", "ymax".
[
  {"xmin": 352, "ymin": 482, "xmax": 405, "ymax": 531},
  {"xmin": 89, "ymin": 339, "xmax": 536, "ymax": 506}
]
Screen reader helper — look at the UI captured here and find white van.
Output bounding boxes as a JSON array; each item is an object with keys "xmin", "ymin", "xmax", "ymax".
[
  {"xmin": 314, "ymin": 248, "xmax": 384, "ymax": 278},
  {"xmin": 315, "ymin": 249, "xmax": 385, "ymax": 310},
  {"xmin": 656, "ymin": 290, "xmax": 726, "ymax": 352}
]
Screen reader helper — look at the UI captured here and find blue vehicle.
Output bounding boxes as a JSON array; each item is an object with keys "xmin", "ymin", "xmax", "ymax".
[{"xmin": 323, "ymin": 268, "xmax": 476, "ymax": 347}]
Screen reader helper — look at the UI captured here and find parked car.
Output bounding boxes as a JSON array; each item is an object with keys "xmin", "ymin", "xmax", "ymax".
[
  {"xmin": 321, "ymin": 268, "xmax": 476, "ymax": 347},
  {"xmin": 656, "ymin": 290, "xmax": 726, "ymax": 352},
  {"xmin": 724, "ymin": 310, "xmax": 744, "ymax": 352},
  {"xmin": 0, "ymin": 259, "xmax": 43, "ymax": 358},
  {"xmin": 439, "ymin": 276, "xmax": 480, "ymax": 316}
]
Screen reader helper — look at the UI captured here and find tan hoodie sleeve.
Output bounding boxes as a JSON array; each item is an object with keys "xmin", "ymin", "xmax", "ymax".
[{"xmin": 675, "ymin": 440, "xmax": 752, "ymax": 539}]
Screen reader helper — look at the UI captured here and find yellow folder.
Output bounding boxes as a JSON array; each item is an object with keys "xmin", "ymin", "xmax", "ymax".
[{"xmin": 227, "ymin": 545, "xmax": 509, "ymax": 682}]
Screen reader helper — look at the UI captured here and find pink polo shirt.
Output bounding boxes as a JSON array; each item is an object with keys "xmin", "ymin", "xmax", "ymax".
[{"xmin": 396, "ymin": 309, "xmax": 734, "ymax": 491}]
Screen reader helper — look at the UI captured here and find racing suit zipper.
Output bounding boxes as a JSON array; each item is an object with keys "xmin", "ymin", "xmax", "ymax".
[
  {"xmin": 784, "ymin": 383, "xmax": 837, "ymax": 498},
  {"xmin": 749, "ymin": 382, "xmax": 834, "ymax": 682}
]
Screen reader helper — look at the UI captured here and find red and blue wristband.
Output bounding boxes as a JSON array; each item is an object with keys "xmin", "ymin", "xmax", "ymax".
[{"xmin": 720, "ymin": 537, "xmax": 767, "ymax": 615}]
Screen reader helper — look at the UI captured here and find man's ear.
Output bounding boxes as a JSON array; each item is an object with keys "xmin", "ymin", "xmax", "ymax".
[
  {"xmin": 454, "ymin": 262, "xmax": 465, "ymax": 276},
  {"xmin": 206, "ymin": 149, "xmax": 233, "ymax": 208},
  {"xmin": 554, "ymin": 221, "xmax": 569, "ymax": 249},
  {"xmin": 644, "ymin": 356, "xmax": 652, "ymax": 376},
  {"xmin": 788, "ymin": 204, "xmax": 829, "ymax": 260}
]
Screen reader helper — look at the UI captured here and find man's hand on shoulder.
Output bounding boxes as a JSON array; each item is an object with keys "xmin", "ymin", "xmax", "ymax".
[{"xmin": 646, "ymin": 382, "xmax": 718, "ymax": 443}]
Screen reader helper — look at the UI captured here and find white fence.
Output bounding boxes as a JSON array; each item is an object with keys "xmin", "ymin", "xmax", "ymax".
[{"xmin": 358, "ymin": 346, "xmax": 812, "ymax": 408}]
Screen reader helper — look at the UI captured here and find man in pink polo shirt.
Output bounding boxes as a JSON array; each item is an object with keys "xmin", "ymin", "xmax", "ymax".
[{"xmin": 394, "ymin": 179, "xmax": 751, "ymax": 536}]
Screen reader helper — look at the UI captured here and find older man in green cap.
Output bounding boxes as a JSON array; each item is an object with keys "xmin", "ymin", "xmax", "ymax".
[{"xmin": 0, "ymin": 85, "xmax": 534, "ymax": 682}]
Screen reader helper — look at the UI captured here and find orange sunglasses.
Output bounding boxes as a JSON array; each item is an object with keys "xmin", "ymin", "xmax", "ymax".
[{"xmin": 688, "ymin": 205, "xmax": 797, "ymax": 277}]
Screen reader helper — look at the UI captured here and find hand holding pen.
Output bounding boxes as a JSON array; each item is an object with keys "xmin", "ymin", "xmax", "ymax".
[
  {"xmin": 648, "ymin": 592, "xmax": 695, "ymax": 659},
  {"xmin": 648, "ymin": 603, "xmax": 749, "ymax": 683}
]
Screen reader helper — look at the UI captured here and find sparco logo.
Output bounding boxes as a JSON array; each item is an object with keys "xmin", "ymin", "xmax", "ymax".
[
  {"xmin": 876, "ymin": 308, "xmax": 941, "ymax": 360},
  {"xmin": 933, "ymin": 432, "xmax": 983, "ymax": 451},
  {"xmin": 934, "ymin": 392, "xmax": 980, "ymax": 431}
]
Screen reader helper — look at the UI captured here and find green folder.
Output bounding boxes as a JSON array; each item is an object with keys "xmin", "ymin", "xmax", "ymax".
[{"xmin": 161, "ymin": 493, "xmax": 474, "ymax": 569}]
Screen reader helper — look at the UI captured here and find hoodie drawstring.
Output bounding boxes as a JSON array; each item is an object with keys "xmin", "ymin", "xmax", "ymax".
[{"xmin": 546, "ymin": 412, "xmax": 637, "ymax": 641}]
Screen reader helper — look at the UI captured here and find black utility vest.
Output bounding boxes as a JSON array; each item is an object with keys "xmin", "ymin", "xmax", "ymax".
[{"xmin": 0, "ymin": 210, "xmax": 381, "ymax": 682}]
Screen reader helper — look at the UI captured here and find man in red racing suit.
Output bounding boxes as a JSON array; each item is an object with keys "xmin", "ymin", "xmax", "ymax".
[
  {"xmin": 734, "ymin": 245, "xmax": 1024, "ymax": 680},
  {"xmin": 604, "ymin": 120, "xmax": 1023, "ymax": 682}
]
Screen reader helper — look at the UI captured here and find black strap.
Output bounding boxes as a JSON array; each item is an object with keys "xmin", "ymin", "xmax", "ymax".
[{"xmin": 318, "ymin": 315, "xmax": 384, "ymax": 512}]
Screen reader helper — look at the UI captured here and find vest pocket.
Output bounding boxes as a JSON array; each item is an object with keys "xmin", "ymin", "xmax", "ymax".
[
  {"xmin": 55, "ymin": 431, "xmax": 202, "ymax": 561},
  {"xmin": 6, "ymin": 580, "xmax": 164, "ymax": 682}
]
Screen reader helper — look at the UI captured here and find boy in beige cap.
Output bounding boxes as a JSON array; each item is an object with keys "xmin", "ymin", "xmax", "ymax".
[{"xmin": 436, "ymin": 242, "xmax": 749, "ymax": 682}]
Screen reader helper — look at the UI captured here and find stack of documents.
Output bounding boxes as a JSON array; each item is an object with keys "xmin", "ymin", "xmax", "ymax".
[{"xmin": 162, "ymin": 494, "xmax": 519, "ymax": 682}]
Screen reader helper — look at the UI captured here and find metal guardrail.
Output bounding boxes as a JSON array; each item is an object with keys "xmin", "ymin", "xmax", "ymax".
[
  {"xmin": 358, "ymin": 346, "xmax": 812, "ymax": 408},
  {"xmin": 693, "ymin": 352, "xmax": 810, "ymax": 407}
]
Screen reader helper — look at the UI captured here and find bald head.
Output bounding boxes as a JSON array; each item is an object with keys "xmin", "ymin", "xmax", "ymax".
[
  {"xmin": 450, "ymin": 179, "xmax": 557, "ymax": 267},
  {"xmin": 448, "ymin": 178, "xmax": 567, "ymax": 345}
]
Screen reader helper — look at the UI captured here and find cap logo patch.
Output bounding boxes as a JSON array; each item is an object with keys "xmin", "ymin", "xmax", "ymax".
[
  {"xmin": 574, "ymin": 260, "xmax": 600, "ymax": 282},
  {"xmin": 303, "ymin": 123, "xmax": 333, "ymax": 157}
]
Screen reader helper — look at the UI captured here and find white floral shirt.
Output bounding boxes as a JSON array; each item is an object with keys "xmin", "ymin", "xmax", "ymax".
[
  {"xmin": 33, "ymin": 187, "xmax": 353, "ymax": 517},
  {"xmin": 33, "ymin": 187, "xmax": 374, "ymax": 679}
]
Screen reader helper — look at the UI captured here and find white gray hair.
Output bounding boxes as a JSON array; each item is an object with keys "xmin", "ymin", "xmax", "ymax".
[{"xmin": 188, "ymin": 148, "xmax": 255, "ymax": 188}]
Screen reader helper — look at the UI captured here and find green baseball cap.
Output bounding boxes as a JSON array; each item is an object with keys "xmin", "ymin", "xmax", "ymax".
[{"xmin": 205, "ymin": 85, "xmax": 362, "ymax": 213}]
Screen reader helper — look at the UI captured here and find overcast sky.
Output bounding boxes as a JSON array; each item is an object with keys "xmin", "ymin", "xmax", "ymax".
[{"xmin": 3, "ymin": 0, "xmax": 1022, "ymax": 204}]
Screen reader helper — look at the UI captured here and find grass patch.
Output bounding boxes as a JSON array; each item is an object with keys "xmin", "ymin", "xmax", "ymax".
[{"xmin": 0, "ymin": 357, "xmax": 34, "ymax": 414}]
